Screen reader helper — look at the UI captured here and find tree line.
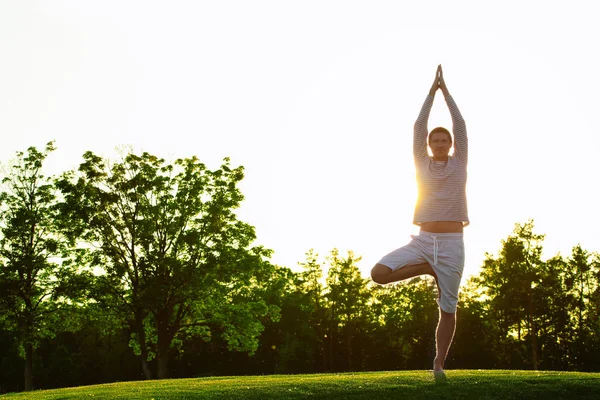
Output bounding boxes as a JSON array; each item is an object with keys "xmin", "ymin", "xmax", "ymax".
[{"xmin": 0, "ymin": 143, "xmax": 598, "ymax": 393}]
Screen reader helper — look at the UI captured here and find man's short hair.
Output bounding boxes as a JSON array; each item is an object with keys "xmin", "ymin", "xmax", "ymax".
[{"xmin": 428, "ymin": 127, "xmax": 452, "ymax": 144}]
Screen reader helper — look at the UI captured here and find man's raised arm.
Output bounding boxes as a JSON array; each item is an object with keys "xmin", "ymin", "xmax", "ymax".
[
  {"xmin": 414, "ymin": 66, "xmax": 441, "ymax": 161},
  {"xmin": 439, "ymin": 66, "xmax": 468, "ymax": 163}
]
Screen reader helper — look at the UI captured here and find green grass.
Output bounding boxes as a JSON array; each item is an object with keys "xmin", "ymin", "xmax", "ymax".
[{"xmin": 1, "ymin": 370, "xmax": 599, "ymax": 399}]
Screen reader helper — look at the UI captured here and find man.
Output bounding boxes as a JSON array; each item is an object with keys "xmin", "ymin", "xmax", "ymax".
[{"xmin": 371, "ymin": 65, "xmax": 468, "ymax": 381}]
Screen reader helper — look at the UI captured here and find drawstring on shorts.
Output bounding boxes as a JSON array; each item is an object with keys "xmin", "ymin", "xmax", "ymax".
[{"xmin": 432, "ymin": 236, "xmax": 439, "ymax": 266}]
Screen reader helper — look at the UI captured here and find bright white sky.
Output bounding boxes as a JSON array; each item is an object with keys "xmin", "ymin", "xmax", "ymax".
[{"xmin": 2, "ymin": 1, "xmax": 599, "ymax": 279}]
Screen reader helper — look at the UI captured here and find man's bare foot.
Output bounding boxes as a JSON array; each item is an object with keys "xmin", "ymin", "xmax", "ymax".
[
  {"xmin": 433, "ymin": 369, "xmax": 447, "ymax": 384},
  {"xmin": 433, "ymin": 358, "xmax": 444, "ymax": 372},
  {"xmin": 433, "ymin": 359, "xmax": 447, "ymax": 383}
]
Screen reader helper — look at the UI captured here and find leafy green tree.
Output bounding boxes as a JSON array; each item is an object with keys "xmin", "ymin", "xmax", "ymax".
[
  {"xmin": 253, "ymin": 250, "xmax": 329, "ymax": 374},
  {"xmin": 369, "ymin": 278, "xmax": 438, "ymax": 370},
  {"xmin": 56, "ymin": 150, "xmax": 275, "ymax": 379},
  {"xmin": 0, "ymin": 323, "xmax": 23, "ymax": 393},
  {"xmin": 588, "ymin": 251, "xmax": 600, "ymax": 370},
  {"xmin": 0, "ymin": 143, "xmax": 88, "ymax": 391},
  {"xmin": 452, "ymin": 277, "xmax": 496, "ymax": 369},
  {"xmin": 248, "ymin": 263, "xmax": 316, "ymax": 374},
  {"xmin": 296, "ymin": 249, "xmax": 327, "ymax": 371},
  {"xmin": 475, "ymin": 220, "xmax": 547, "ymax": 369},
  {"xmin": 324, "ymin": 249, "xmax": 371, "ymax": 371},
  {"xmin": 535, "ymin": 254, "xmax": 573, "ymax": 370},
  {"xmin": 471, "ymin": 222, "xmax": 600, "ymax": 371},
  {"xmin": 563, "ymin": 245, "xmax": 600, "ymax": 370}
]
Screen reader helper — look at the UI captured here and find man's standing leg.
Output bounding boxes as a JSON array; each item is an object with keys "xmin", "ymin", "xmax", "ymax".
[
  {"xmin": 431, "ymin": 234, "xmax": 463, "ymax": 379},
  {"xmin": 434, "ymin": 309, "xmax": 455, "ymax": 371}
]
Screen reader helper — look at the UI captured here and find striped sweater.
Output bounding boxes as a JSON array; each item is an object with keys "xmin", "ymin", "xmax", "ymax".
[{"xmin": 413, "ymin": 94, "xmax": 469, "ymax": 226}]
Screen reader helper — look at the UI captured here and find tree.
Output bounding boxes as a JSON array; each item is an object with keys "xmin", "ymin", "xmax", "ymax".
[
  {"xmin": 452, "ymin": 277, "xmax": 496, "ymax": 369},
  {"xmin": 562, "ymin": 245, "xmax": 600, "ymax": 370},
  {"xmin": 535, "ymin": 254, "xmax": 573, "ymax": 370},
  {"xmin": 324, "ymin": 249, "xmax": 371, "ymax": 371},
  {"xmin": 56, "ymin": 150, "xmax": 276, "ymax": 379},
  {"xmin": 475, "ymin": 220, "xmax": 546, "ymax": 369},
  {"xmin": 248, "ymin": 262, "xmax": 315, "ymax": 374},
  {"xmin": 369, "ymin": 278, "xmax": 439, "ymax": 370},
  {"xmin": 296, "ymin": 249, "xmax": 327, "ymax": 372},
  {"xmin": 0, "ymin": 142, "xmax": 88, "ymax": 391}
]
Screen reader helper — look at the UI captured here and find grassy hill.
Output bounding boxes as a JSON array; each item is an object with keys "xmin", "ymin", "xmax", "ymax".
[{"xmin": 1, "ymin": 370, "xmax": 599, "ymax": 399}]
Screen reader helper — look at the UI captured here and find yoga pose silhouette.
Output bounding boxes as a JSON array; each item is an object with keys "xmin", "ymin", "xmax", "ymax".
[{"xmin": 371, "ymin": 65, "xmax": 468, "ymax": 381}]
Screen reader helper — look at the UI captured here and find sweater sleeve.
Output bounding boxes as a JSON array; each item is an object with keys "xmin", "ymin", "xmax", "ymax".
[
  {"xmin": 413, "ymin": 95, "xmax": 434, "ymax": 161},
  {"xmin": 445, "ymin": 95, "xmax": 468, "ymax": 163}
]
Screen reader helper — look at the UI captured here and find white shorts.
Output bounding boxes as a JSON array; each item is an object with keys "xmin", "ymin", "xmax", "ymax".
[{"xmin": 377, "ymin": 230, "xmax": 465, "ymax": 313}]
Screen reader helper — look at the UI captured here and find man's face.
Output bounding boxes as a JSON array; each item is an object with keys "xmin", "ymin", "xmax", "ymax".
[{"xmin": 429, "ymin": 132, "xmax": 452, "ymax": 158}]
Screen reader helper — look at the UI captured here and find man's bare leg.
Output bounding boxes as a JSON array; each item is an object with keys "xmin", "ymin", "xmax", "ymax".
[
  {"xmin": 371, "ymin": 262, "xmax": 449, "ymax": 379},
  {"xmin": 371, "ymin": 263, "xmax": 441, "ymax": 300},
  {"xmin": 371, "ymin": 262, "xmax": 435, "ymax": 284},
  {"xmin": 434, "ymin": 309, "xmax": 456, "ymax": 372}
]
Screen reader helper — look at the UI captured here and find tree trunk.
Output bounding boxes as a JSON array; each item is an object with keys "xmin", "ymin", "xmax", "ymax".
[
  {"xmin": 140, "ymin": 357, "xmax": 153, "ymax": 380},
  {"xmin": 156, "ymin": 336, "xmax": 170, "ymax": 380},
  {"xmin": 528, "ymin": 295, "xmax": 539, "ymax": 370},
  {"xmin": 328, "ymin": 325, "xmax": 334, "ymax": 372},
  {"xmin": 156, "ymin": 312, "xmax": 172, "ymax": 380},
  {"xmin": 135, "ymin": 311, "xmax": 153, "ymax": 380},
  {"xmin": 24, "ymin": 342, "xmax": 33, "ymax": 391},
  {"xmin": 321, "ymin": 331, "xmax": 327, "ymax": 372},
  {"xmin": 157, "ymin": 352, "xmax": 169, "ymax": 380},
  {"xmin": 346, "ymin": 334, "xmax": 353, "ymax": 371},
  {"xmin": 530, "ymin": 320, "xmax": 539, "ymax": 370}
]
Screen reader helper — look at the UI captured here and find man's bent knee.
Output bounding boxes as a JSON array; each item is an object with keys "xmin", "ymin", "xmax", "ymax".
[{"xmin": 371, "ymin": 263, "xmax": 392, "ymax": 284}]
